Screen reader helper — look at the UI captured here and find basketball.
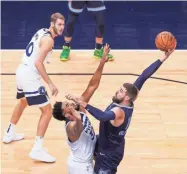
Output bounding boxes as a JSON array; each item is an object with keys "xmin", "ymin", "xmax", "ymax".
[{"xmin": 155, "ymin": 31, "xmax": 176, "ymax": 51}]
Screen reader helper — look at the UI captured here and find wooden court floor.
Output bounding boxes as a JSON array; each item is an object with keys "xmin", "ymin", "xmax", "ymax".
[{"xmin": 1, "ymin": 50, "xmax": 187, "ymax": 174}]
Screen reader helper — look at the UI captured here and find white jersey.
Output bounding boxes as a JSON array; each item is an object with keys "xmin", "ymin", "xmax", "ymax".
[
  {"xmin": 21, "ymin": 28, "xmax": 52, "ymax": 74},
  {"xmin": 66, "ymin": 112, "xmax": 97, "ymax": 163}
]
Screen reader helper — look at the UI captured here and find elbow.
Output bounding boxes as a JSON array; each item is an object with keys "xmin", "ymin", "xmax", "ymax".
[
  {"xmin": 89, "ymin": 81, "xmax": 99, "ymax": 90},
  {"xmin": 93, "ymin": 82, "xmax": 100, "ymax": 90},
  {"xmin": 93, "ymin": 84, "xmax": 99, "ymax": 90},
  {"xmin": 89, "ymin": 85, "xmax": 99, "ymax": 92}
]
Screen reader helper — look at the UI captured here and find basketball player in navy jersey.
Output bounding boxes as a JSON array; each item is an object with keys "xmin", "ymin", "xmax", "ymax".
[{"xmin": 66, "ymin": 44, "xmax": 176, "ymax": 174}]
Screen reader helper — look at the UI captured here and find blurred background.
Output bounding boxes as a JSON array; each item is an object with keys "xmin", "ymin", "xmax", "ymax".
[{"xmin": 1, "ymin": 1, "xmax": 187, "ymax": 49}]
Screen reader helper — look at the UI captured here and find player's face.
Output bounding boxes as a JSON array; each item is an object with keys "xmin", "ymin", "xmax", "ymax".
[
  {"xmin": 112, "ymin": 86, "xmax": 130, "ymax": 104},
  {"xmin": 62, "ymin": 102, "xmax": 78, "ymax": 121},
  {"xmin": 53, "ymin": 19, "xmax": 65, "ymax": 36}
]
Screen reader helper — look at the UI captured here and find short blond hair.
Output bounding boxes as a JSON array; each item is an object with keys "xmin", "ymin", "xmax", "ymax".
[{"xmin": 50, "ymin": 12, "xmax": 65, "ymax": 23}]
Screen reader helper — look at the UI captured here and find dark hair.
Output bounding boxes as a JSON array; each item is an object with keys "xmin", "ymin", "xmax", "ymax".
[
  {"xmin": 123, "ymin": 83, "xmax": 139, "ymax": 102},
  {"xmin": 52, "ymin": 102, "xmax": 66, "ymax": 121}
]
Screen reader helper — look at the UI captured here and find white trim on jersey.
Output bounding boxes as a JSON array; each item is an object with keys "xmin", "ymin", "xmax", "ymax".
[{"xmin": 113, "ymin": 102, "xmax": 133, "ymax": 109}]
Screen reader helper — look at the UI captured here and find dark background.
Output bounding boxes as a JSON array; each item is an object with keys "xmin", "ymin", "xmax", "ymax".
[{"xmin": 1, "ymin": 1, "xmax": 187, "ymax": 49}]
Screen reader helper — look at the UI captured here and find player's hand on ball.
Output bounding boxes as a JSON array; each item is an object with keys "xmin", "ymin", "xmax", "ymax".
[
  {"xmin": 163, "ymin": 42, "xmax": 177, "ymax": 60},
  {"xmin": 102, "ymin": 43, "xmax": 111, "ymax": 62},
  {"xmin": 165, "ymin": 42, "xmax": 177, "ymax": 57},
  {"xmin": 160, "ymin": 42, "xmax": 177, "ymax": 62}
]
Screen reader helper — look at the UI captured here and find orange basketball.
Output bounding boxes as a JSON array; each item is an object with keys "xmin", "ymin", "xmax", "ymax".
[{"xmin": 155, "ymin": 31, "xmax": 176, "ymax": 51}]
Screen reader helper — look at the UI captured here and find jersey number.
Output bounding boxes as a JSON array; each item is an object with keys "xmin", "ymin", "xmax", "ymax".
[{"xmin": 26, "ymin": 42, "xmax": 34, "ymax": 57}]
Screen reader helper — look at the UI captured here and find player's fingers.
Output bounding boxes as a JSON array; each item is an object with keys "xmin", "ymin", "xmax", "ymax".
[
  {"xmin": 65, "ymin": 93, "xmax": 69, "ymax": 98},
  {"xmin": 52, "ymin": 90, "xmax": 55, "ymax": 96},
  {"xmin": 55, "ymin": 89, "xmax": 58, "ymax": 96},
  {"xmin": 173, "ymin": 43, "xmax": 177, "ymax": 50},
  {"xmin": 66, "ymin": 94, "xmax": 72, "ymax": 99},
  {"xmin": 69, "ymin": 107, "xmax": 75, "ymax": 113}
]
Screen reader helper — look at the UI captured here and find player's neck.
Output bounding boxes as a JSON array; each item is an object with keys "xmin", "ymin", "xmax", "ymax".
[
  {"xmin": 48, "ymin": 27, "xmax": 57, "ymax": 38},
  {"xmin": 119, "ymin": 100, "xmax": 131, "ymax": 106}
]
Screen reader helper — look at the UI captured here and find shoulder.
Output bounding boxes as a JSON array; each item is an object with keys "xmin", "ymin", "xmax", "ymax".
[
  {"xmin": 40, "ymin": 35, "xmax": 54, "ymax": 51},
  {"xmin": 66, "ymin": 120, "xmax": 75, "ymax": 129},
  {"xmin": 66, "ymin": 121, "xmax": 76, "ymax": 136},
  {"xmin": 41, "ymin": 35, "xmax": 54, "ymax": 45},
  {"xmin": 110, "ymin": 107, "xmax": 125, "ymax": 126},
  {"xmin": 110, "ymin": 107, "xmax": 125, "ymax": 120}
]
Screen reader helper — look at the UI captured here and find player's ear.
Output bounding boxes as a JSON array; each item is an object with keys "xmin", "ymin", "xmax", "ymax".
[{"xmin": 51, "ymin": 22, "xmax": 54, "ymax": 27}]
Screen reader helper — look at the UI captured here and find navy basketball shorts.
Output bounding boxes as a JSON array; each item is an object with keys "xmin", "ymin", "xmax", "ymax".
[
  {"xmin": 68, "ymin": 0, "xmax": 106, "ymax": 13},
  {"xmin": 94, "ymin": 149, "xmax": 124, "ymax": 174}
]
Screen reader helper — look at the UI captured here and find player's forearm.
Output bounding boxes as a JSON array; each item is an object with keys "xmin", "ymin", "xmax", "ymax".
[
  {"xmin": 88, "ymin": 61, "xmax": 105, "ymax": 88},
  {"xmin": 133, "ymin": 59, "xmax": 162, "ymax": 91},
  {"xmin": 35, "ymin": 62, "xmax": 52, "ymax": 84},
  {"xmin": 85, "ymin": 104, "xmax": 115, "ymax": 121}
]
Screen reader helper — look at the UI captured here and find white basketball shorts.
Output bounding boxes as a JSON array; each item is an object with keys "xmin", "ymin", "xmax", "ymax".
[
  {"xmin": 67, "ymin": 156, "xmax": 94, "ymax": 174},
  {"xmin": 16, "ymin": 64, "xmax": 50, "ymax": 107}
]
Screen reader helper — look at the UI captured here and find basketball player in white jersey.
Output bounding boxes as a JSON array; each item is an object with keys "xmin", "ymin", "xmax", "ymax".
[
  {"xmin": 2, "ymin": 13, "xmax": 65, "ymax": 163},
  {"xmin": 52, "ymin": 44, "xmax": 110, "ymax": 173}
]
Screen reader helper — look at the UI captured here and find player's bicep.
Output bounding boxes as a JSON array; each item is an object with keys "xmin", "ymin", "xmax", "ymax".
[
  {"xmin": 66, "ymin": 122, "xmax": 77, "ymax": 138},
  {"xmin": 110, "ymin": 107, "xmax": 125, "ymax": 126},
  {"xmin": 35, "ymin": 36, "xmax": 53, "ymax": 63},
  {"xmin": 110, "ymin": 107, "xmax": 125, "ymax": 120}
]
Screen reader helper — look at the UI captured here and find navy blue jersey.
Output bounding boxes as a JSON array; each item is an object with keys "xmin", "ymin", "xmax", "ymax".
[
  {"xmin": 98, "ymin": 102, "xmax": 134, "ymax": 151},
  {"xmin": 94, "ymin": 102, "xmax": 134, "ymax": 173},
  {"xmin": 94, "ymin": 103, "xmax": 133, "ymax": 174}
]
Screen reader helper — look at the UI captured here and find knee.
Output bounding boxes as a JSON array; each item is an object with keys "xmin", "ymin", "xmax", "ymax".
[{"xmin": 40, "ymin": 104, "xmax": 52, "ymax": 117}]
